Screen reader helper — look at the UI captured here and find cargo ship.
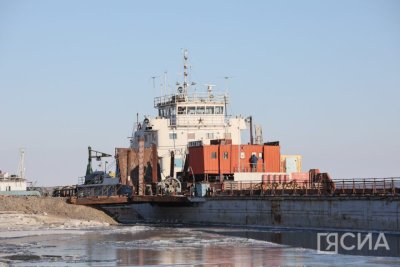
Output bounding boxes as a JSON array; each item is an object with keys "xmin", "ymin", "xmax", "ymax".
[{"xmin": 71, "ymin": 51, "xmax": 400, "ymax": 232}]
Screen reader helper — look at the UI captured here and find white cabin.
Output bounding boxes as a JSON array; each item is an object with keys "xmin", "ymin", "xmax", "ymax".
[{"xmin": 0, "ymin": 172, "xmax": 27, "ymax": 191}]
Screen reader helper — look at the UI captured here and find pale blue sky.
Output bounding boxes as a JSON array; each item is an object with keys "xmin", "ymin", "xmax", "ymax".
[{"xmin": 0, "ymin": 0, "xmax": 399, "ymax": 186}]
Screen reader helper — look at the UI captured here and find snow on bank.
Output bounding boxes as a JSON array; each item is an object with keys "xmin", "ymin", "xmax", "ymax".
[
  {"xmin": 0, "ymin": 196, "xmax": 117, "ymax": 233},
  {"xmin": 0, "ymin": 212, "xmax": 110, "ymax": 231}
]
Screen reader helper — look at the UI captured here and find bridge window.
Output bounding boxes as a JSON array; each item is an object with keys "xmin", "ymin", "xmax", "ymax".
[
  {"xmin": 159, "ymin": 108, "xmax": 168, "ymax": 117},
  {"xmin": 196, "ymin": 106, "xmax": 205, "ymax": 114},
  {"xmin": 211, "ymin": 152, "xmax": 217, "ymax": 159},
  {"xmin": 187, "ymin": 106, "xmax": 196, "ymax": 115},
  {"xmin": 215, "ymin": 106, "xmax": 224, "ymax": 114},
  {"xmin": 205, "ymin": 106, "xmax": 214, "ymax": 114},
  {"xmin": 178, "ymin": 106, "xmax": 186, "ymax": 115},
  {"xmin": 223, "ymin": 152, "xmax": 229, "ymax": 159}
]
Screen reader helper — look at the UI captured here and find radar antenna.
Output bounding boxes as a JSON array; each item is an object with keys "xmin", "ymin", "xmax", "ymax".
[{"xmin": 204, "ymin": 84, "xmax": 216, "ymax": 98}]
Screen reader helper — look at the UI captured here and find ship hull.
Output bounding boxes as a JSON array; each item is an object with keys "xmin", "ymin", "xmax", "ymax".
[{"xmin": 102, "ymin": 196, "xmax": 400, "ymax": 232}]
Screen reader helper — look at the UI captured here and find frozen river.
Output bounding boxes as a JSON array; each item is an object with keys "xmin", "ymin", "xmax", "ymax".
[{"xmin": 1, "ymin": 225, "xmax": 400, "ymax": 266}]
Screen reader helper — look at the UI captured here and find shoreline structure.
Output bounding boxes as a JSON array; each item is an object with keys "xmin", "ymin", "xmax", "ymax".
[{"xmin": 0, "ymin": 196, "xmax": 116, "ymax": 230}]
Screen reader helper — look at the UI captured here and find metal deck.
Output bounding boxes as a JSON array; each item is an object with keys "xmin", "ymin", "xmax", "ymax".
[{"xmin": 68, "ymin": 195, "xmax": 193, "ymax": 205}]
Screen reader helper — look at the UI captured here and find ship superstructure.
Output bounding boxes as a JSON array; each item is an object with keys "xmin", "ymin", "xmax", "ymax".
[
  {"xmin": 0, "ymin": 149, "xmax": 27, "ymax": 192},
  {"xmin": 130, "ymin": 50, "xmax": 246, "ymax": 178}
]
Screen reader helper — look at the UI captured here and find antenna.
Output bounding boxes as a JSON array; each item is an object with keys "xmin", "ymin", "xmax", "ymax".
[
  {"xmin": 222, "ymin": 76, "xmax": 233, "ymax": 118},
  {"xmin": 17, "ymin": 148, "xmax": 25, "ymax": 179},
  {"xmin": 224, "ymin": 94, "xmax": 228, "ymax": 118},
  {"xmin": 150, "ymin": 76, "xmax": 157, "ymax": 89},
  {"xmin": 164, "ymin": 71, "xmax": 168, "ymax": 95},
  {"xmin": 223, "ymin": 76, "xmax": 234, "ymax": 91},
  {"xmin": 183, "ymin": 49, "xmax": 189, "ymax": 95}
]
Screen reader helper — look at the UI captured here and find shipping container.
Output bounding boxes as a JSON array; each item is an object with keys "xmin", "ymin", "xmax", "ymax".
[
  {"xmin": 264, "ymin": 145, "xmax": 281, "ymax": 172},
  {"xmin": 188, "ymin": 143, "xmax": 281, "ymax": 176},
  {"xmin": 187, "ymin": 146, "xmax": 204, "ymax": 174},
  {"xmin": 280, "ymin": 155, "xmax": 302, "ymax": 173}
]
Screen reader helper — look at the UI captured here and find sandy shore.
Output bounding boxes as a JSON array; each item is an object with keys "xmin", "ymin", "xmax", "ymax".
[{"xmin": 0, "ymin": 196, "xmax": 117, "ymax": 230}]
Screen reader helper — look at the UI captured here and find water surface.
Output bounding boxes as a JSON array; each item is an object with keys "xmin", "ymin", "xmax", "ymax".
[{"xmin": 1, "ymin": 225, "xmax": 399, "ymax": 266}]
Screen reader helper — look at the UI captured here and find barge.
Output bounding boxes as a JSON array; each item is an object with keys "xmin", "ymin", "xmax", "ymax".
[{"xmin": 71, "ymin": 50, "xmax": 400, "ymax": 232}]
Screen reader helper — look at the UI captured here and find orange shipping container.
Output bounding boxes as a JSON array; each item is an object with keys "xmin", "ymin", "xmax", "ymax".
[
  {"xmin": 263, "ymin": 145, "xmax": 280, "ymax": 172},
  {"xmin": 218, "ymin": 144, "xmax": 233, "ymax": 174},
  {"xmin": 189, "ymin": 143, "xmax": 281, "ymax": 175},
  {"xmin": 203, "ymin": 146, "xmax": 218, "ymax": 173}
]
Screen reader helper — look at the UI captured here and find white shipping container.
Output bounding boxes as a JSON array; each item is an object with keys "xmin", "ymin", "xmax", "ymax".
[{"xmin": 280, "ymin": 155, "xmax": 302, "ymax": 173}]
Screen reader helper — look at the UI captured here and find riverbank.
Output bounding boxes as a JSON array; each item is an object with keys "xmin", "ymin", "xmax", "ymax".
[{"xmin": 0, "ymin": 196, "xmax": 117, "ymax": 230}]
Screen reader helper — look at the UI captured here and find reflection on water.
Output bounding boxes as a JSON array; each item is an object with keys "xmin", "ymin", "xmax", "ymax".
[
  {"xmin": 211, "ymin": 228, "xmax": 400, "ymax": 257},
  {"xmin": 106, "ymin": 228, "xmax": 285, "ymax": 266},
  {"xmin": 0, "ymin": 225, "xmax": 400, "ymax": 266}
]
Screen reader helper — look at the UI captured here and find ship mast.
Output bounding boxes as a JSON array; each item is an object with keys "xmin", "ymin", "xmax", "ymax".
[
  {"xmin": 17, "ymin": 148, "xmax": 25, "ymax": 179},
  {"xmin": 183, "ymin": 49, "xmax": 189, "ymax": 95}
]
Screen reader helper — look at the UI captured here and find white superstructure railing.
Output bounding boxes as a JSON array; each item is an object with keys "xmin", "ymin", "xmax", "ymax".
[{"xmin": 154, "ymin": 92, "xmax": 228, "ymax": 107}]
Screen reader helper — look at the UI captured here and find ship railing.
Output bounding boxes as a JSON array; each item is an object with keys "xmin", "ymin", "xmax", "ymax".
[
  {"xmin": 0, "ymin": 176, "xmax": 25, "ymax": 181},
  {"xmin": 76, "ymin": 184, "xmax": 129, "ymax": 198},
  {"xmin": 185, "ymin": 92, "xmax": 228, "ymax": 103},
  {"xmin": 205, "ymin": 177, "xmax": 400, "ymax": 197},
  {"xmin": 154, "ymin": 92, "xmax": 228, "ymax": 107},
  {"xmin": 52, "ymin": 185, "xmax": 77, "ymax": 197},
  {"xmin": 233, "ymin": 164, "xmax": 267, "ymax": 173},
  {"xmin": 333, "ymin": 177, "xmax": 400, "ymax": 196}
]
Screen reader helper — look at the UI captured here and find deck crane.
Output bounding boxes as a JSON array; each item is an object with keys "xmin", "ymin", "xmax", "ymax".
[{"xmin": 85, "ymin": 146, "xmax": 112, "ymax": 176}]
